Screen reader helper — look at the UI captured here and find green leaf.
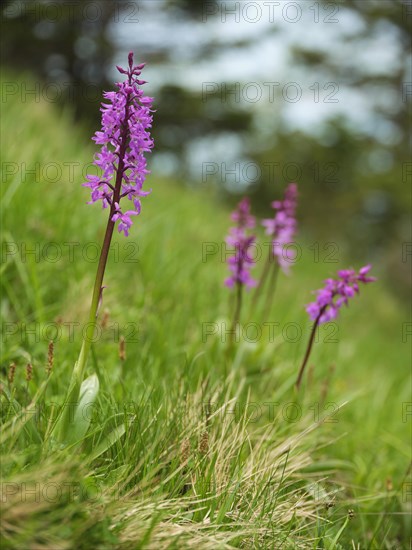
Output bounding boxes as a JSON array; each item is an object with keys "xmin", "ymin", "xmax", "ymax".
[
  {"xmin": 327, "ymin": 516, "xmax": 349, "ymax": 550},
  {"xmin": 89, "ymin": 423, "xmax": 126, "ymax": 461},
  {"xmin": 68, "ymin": 374, "xmax": 100, "ymax": 444}
]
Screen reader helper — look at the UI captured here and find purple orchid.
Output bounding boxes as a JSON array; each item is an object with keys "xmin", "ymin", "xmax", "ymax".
[
  {"xmin": 84, "ymin": 52, "xmax": 154, "ymax": 236},
  {"xmin": 262, "ymin": 183, "xmax": 298, "ymax": 273},
  {"xmin": 295, "ymin": 265, "xmax": 376, "ymax": 388},
  {"xmin": 53, "ymin": 55, "xmax": 155, "ymax": 443},
  {"xmin": 306, "ymin": 265, "xmax": 376, "ymax": 324},
  {"xmin": 225, "ymin": 198, "xmax": 257, "ymax": 289}
]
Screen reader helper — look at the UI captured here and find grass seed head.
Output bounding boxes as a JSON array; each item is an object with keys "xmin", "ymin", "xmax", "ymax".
[
  {"xmin": 119, "ymin": 336, "xmax": 126, "ymax": 361},
  {"xmin": 8, "ymin": 362, "xmax": 16, "ymax": 384},
  {"xmin": 180, "ymin": 438, "xmax": 190, "ymax": 465},
  {"xmin": 199, "ymin": 430, "xmax": 209, "ymax": 455},
  {"xmin": 26, "ymin": 362, "xmax": 33, "ymax": 382},
  {"xmin": 47, "ymin": 341, "xmax": 54, "ymax": 375}
]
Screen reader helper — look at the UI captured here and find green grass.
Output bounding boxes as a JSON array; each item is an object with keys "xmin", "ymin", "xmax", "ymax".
[{"xmin": 0, "ymin": 72, "xmax": 410, "ymax": 549}]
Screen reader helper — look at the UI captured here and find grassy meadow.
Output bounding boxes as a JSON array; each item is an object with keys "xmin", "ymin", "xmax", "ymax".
[{"xmin": 0, "ymin": 73, "xmax": 410, "ymax": 549}]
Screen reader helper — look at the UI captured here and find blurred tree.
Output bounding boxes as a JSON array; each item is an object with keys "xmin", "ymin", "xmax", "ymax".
[{"xmin": 0, "ymin": 0, "xmax": 121, "ymax": 124}]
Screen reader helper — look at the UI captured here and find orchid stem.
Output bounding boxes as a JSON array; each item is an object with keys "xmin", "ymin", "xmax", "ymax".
[
  {"xmin": 230, "ymin": 281, "xmax": 243, "ymax": 344},
  {"xmin": 295, "ymin": 306, "xmax": 326, "ymax": 390},
  {"xmin": 71, "ymin": 217, "xmax": 115, "ymax": 387},
  {"xmin": 251, "ymin": 247, "xmax": 272, "ymax": 313},
  {"xmin": 262, "ymin": 262, "xmax": 279, "ymax": 320}
]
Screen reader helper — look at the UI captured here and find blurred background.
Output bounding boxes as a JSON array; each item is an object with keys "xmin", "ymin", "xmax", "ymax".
[{"xmin": 1, "ymin": 0, "xmax": 411, "ymax": 299}]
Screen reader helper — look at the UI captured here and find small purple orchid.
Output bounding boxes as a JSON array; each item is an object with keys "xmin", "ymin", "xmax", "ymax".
[
  {"xmin": 84, "ymin": 52, "xmax": 154, "ymax": 236},
  {"xmin": 296, "ymin": 265, "xmax": 376, "ymax": 389},
  {"xmin": 251, "ymin": 183, "xmax": 298, "ymax": 317},
  {"xmin": 224, "ymin": 197, "xmax": 257, "ymax": 343},
  {"xmin": 306, "ymin": 265, "xmax": 376, "ymax": 323},
  {"xmin": 262, "ymin": 183, "xmax": 298, "ymax": 274},
  {"xmin": 225, "ymin": 197, "xmax": 257, "ymax": 289}
]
